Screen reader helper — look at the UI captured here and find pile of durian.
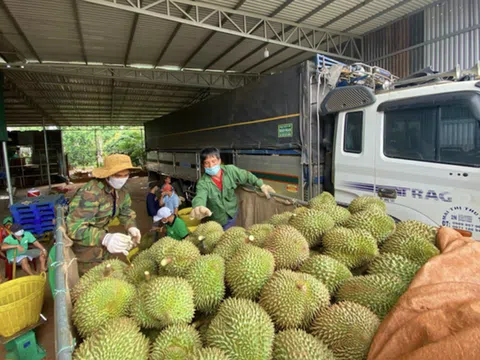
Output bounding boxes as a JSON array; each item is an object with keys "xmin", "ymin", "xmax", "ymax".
[{"xmin": 71, "ymin": 194, "xmax": 440, "ymax": 360}]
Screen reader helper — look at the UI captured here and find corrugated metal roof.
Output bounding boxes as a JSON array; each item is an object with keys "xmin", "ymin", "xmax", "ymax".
[{"xmin": 0, "ymin": 0, "xmax": 439, "ymax": 126}]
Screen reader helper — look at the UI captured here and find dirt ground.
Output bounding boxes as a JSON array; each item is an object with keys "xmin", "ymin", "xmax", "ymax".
[{"xmin": 0, "ymin": 176, "xmax": 153, "ymax": 359}]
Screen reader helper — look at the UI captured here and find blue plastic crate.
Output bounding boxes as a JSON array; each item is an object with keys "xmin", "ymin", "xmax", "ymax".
[{"xmin": 10, "ymin": 194, "xmax": 65, "ymax": 234}]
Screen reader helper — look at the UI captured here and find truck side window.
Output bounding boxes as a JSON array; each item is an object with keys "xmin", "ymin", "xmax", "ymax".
[
  {"xmin": 344, "ymin": 111, "xmax": 363, "ymax": 154},
  {"xmin": 384, "ymin": 104, "xmax": 480, "ymax": 167}
]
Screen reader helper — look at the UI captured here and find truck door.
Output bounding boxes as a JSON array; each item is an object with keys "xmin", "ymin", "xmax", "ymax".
[
  {"xmin": 375, "ymin": 91, "xmax": 480, "ymax": 238},
  {"xmin": 333, "ymin": 109, "xmax": 377, "ymax": 206}
]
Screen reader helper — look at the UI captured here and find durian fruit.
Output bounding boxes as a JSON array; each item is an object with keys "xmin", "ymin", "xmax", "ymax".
[
  {"xmin": 124, "ymin": 250, "xmax": 157, "ymax": 285},
  {"xmin": 259, "ymin": 269, "xmax": 330, "ymax": 330},
  {"xmin": 150, "ymin": 324, "xmax": 202, "ymax": 360},
  {"xmin": 197, "ymin": 232, "xmax": 224, "ymax": 254},
  {"xmin": 191, "ymin": 221, "xmax": 225, "ymax": 254},
  {"xmin": 206, "ymin": 297, "xmax": 275, "ymax": 360},
  {"xmin": 247, "ymin": 223, "xmax": 275, "ymax": 248},
  {"xmin": 367, "ymin": 253, "xmax": 422, "ymax": 283},
  {"xmin": 143, "ymin": 276, "xmax": 195, "ymax": 327},
  {"xmin": 348, "ymin": 195, "xmax": 386, "ymax": 214},
  {"xmin": 268, "ymin": 211, "xmax": 294, "ymax": 226},
  {"xmin": 309, "ymin": 192, "xmax": 336, "ymax": 209},
  {"xmin": 185, "ymin": 254, "xmax": 226, "ymax": 314},
  {"xmin": 158, "ymin": 240, "xmax": 201, "ymax": 277},
  {"xmin": 130, "ymin": 272, "xmax": 163, "ymax": 329},
  {"xmin": 225, "ymin": 244, "xmax": 275, "ymax": 300},
  {"xmin": 72, "ymin": 317, "xmax": 149, "ymax": 360},
  {"xmin": 380, "ymin": 233, "xmax": 440, "ymax": 266},
  {"xmin": 393, "ymin": 220, "xmax": 437, "ymax": 244},
  {"xmin": 310, "ymin": 301, "xmax": 380, "ymax": 360},
  {"xmin": 293, "ymin": 206, "xmax": 308, "ymax": 215},
  {"xmin": 312, "ymin": 204, "xmax": 351, "ymax": 225},
  {"xmin": 272, "ymin": 328, "xmax": 335, "ymax": 360},
  {"xmin": 299, "ymin": 255, "xmax": 353, "ymax": 294},
  {"xmin": 150, "ymin": 236, "xmax": 178, "ymax": 259},
  {"xmin": 72, "ymin": 277, "xmax": 136, "ymax": 338},
  {"xmin": 343, "ymin": 210, "xmax": 395, "ymax": 244},
  {"xmin": 263, "ymin": 225, "xmax": 309, "ymax": 270},
  {"xmin": 335, "ymin": 274, "xmax": 408, "ymax": 319},
  {"xmin": 213, "ymin": 227, "xmax": 254, "ymax": 261},
  {"xmin": 288, "ymin": 209, "xmax": 335, "ymax": 247},
  {"xmin": 322, "ymin": 227, "xmax": 379, "ymax": 269},
  {"xmin": 188, "ymin": 347, "xmax": 229, "ymax": 360},
  {"xmin": 71, "ymin": 260, "xmax": 127, "ymax": 303},
  {"xmin": 193, "ymin": 221, "xmax": 224, "ymax": 236}
]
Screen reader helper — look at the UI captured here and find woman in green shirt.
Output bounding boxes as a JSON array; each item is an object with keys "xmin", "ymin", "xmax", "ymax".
[
  {"xmin": 190, "ymin": 148, "xmax": 275, "ymax": 230},
  {"xmin": 1, "ymin": 224, "xmax": 47, "ymax": 275}
]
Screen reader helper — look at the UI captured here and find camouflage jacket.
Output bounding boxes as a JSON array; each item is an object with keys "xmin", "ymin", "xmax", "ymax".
[{"xmin": 66, "ymin": 179, "xmax": 137, "ymax": 246}]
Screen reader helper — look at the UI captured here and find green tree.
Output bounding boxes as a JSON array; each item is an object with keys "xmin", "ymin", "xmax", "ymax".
[{"xmin": 103, "ymin": 130, "xmax": 145, "ymax": 166}]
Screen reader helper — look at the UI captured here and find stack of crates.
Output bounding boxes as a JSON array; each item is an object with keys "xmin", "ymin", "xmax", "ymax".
[{"xmin": 10, "ymin": 194, "xmax": 66, "ymax": 235}]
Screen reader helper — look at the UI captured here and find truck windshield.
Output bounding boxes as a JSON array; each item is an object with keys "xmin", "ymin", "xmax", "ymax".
[{"xmin": 384, "ymin": 103, "xmax": 480, "ymax": 167}]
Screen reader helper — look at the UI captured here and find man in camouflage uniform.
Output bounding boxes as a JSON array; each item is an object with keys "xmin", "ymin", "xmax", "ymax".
[{"xmin": 66, "ymin": 154, "xmax": 142, "ymax": 275}]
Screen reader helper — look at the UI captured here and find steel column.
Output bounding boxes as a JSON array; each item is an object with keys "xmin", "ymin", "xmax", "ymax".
[{"xmin": 43, "ymin": 118, "xmax": 52, "ymax": 190}]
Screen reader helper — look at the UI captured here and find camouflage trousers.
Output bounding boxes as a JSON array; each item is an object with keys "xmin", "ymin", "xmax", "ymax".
[{"xmin": 72, "ymin": 242, "xmax": 128, "ymax": 276}]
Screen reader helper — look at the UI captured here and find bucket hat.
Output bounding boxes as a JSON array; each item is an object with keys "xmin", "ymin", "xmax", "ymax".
[
  {"xmin": 92, "ymin": 154, "xmax": 141, "ymax": 179},
  {"xmin": 153, "ymin": 207, "xmax": 172, "ymax": 222}
]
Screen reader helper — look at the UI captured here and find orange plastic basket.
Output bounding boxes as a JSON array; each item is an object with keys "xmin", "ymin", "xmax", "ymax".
[{"xmin": 0, "ymin": 272, "xmax": 46, "ymax": 337}]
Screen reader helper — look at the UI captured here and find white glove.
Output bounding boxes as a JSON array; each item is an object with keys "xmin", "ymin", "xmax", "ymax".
[
  {"xmin": 190, "ymin": 206, "xmax": 212, "ymax": 220},
  {"xmin": 260, "ymin": 184, "xmax": 275, "ymax": 199},
  {"xmin": 128, "ymin": 227, "xmax": 141, "ymax": 245},
  {"xmin": 102, "ymin": 233, "xmax": 134, "ymax": 256}
]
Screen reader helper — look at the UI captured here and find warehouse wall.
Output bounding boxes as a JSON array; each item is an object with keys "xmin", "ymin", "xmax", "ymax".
[{"xmin": 364, "ymin": 0, "xmax": 480, "ymax": 78}]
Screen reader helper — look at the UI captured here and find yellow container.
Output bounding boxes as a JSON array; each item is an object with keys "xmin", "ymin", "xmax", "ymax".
[
  {"xmin": 187, "ymin": 226, "xmax": 198, "ymax": 234},
  {"xmin": 178, "ymin": 207, "xmax": 201, "ymax": 227},
  {"xmin": 0, "ymin": 273, "xmax": 46, "ymax": 337}
]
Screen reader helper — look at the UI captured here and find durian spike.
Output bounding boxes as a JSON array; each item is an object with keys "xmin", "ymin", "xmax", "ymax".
[
  {"xmin": 103, "ymin": 263, "xmax": 113, "ymax": 276},
  {"xmin": 161, "ymin": 258, "xmax": 172, "ymax": 267},
  {"xmin": 144, "ymin": 271, "xmax": 151, "ymax": 281}
]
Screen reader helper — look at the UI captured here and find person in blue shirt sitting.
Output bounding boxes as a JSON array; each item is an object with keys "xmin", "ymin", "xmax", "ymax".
[
  {"xmin": 160, "ymin": 184, "xmax": 180, "ymax": 216},
  {"xmin": 146, "ymin": 182, "xmax": 160, "ymax": 224}
]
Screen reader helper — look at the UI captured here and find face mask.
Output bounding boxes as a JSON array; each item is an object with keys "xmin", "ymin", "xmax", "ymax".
[
  {"xmin": 108, "ymin": 176, "xmax": 128, "ymax": 189},
  {"xmin": 205, "ymin": 164, "xmax": 221, "ymax": 176},
  {"xmin": 14, "ymin": 230, "xmax": 24, "ymax": 237}
]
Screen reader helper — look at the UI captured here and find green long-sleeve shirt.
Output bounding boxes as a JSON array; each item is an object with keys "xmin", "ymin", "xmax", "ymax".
[
  {"xmin": 191, "ymin": 164, "xmax": 263, "ymax": 225},
  {"xmin": 66, "ymin": 179, "xmax": 137, "ymax": 246}
]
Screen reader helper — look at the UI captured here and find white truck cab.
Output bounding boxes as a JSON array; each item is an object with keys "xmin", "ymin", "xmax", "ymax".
[{"xmin": 332, "ymin": 77, "xmax": 480, "ymax": 237}]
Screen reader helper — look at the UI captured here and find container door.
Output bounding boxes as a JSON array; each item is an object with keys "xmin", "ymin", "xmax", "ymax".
[
  {"xmin": 333, "ymin": 109, "xmax": 377, "ymax": 206},
  {"xmin": 375, "ymin": 92, "xmax": 480, "ymax": 238}
]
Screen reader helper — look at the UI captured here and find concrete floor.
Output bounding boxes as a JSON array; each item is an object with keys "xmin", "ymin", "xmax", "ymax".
[{"xmin": 0, "ymin": 176, "xmax": 152, "ymax": 359}]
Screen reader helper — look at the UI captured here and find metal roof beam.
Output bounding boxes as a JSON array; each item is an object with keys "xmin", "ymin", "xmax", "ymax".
[
  {"xmin": 124, "ymin": 6, "xmax": 140, "ymax": 65},
  {"xmin": 0, "ymin": 1, "xmax": 42, "ymax": 63},
  {"xmin": 155, "ymin": 5, "xmax": 193, "ymax": 66},
  {"xmin": 180, "ymin": 0, "xmax": 247, "ymax": 69},
  {"xmin": 82, "ymin": 0, "xmax": 362, "ymax": 62},
  {"xmin": 3, "ymin": 82, "xmax": 220, "ymax": 96},
  {"xmin": 4, "ymin": 64, "xmax": 259, "ymax": 89},
  {"xmin": 72, "ymin": 0, "xmax": 88, "ymax": 64},
  {"xmin": 344, "ymin": 0, "xmax": 414, "ymax": 33},
  {"xmin": 3, "ymin": 75, "xmax": 59, "ymax": 126},
  {"xmin": 225, "ymin": 0, "xmax": 338, "ymax": 71}
]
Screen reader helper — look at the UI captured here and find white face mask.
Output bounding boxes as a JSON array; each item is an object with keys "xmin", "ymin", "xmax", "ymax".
[
  {"xmin": 108, "ymin": 176, "xmax": 129, "ymax": 190},
  {"xmin": 14, "ymin": 230, "xmax": 24, "ymax": 237}
]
